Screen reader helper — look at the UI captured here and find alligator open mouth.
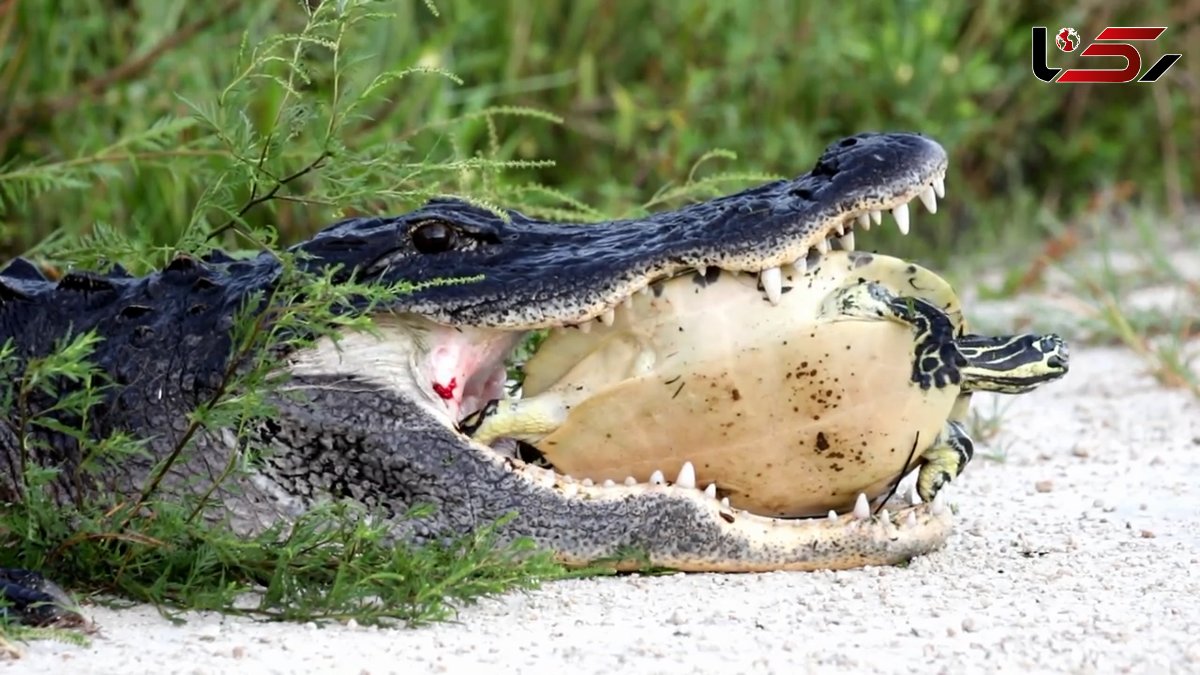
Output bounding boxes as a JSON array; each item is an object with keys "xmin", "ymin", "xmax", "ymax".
[{"xmin": 287, "ymin": 135, "xmax": 953, "ymax": 570}]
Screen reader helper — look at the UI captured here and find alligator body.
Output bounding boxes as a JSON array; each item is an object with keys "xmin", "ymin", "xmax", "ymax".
[{"xmin": 2, "ymin": 133, "xmax": 954, "ymax": 624}]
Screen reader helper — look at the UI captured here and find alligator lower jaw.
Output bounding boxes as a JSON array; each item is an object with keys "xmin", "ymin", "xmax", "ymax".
[{"xmin": 499, "ymin": 453, "xmax": 953, "ymax": 573}]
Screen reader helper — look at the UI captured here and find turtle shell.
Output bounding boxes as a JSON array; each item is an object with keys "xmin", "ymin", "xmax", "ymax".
[{"xmin": 519, "ymin": 251, "xmax": 969, "ymax": 517}]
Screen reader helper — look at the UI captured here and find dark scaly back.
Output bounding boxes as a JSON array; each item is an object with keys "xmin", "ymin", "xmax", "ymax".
[{"xmin": 0, "ymin": 251, "xmax": 281, "ymax": 502}]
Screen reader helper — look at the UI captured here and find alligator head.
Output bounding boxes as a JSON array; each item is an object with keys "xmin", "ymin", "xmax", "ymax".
[
  {"xmin": 1, "ymin": 132, "xmax": 951, "ymax": 577},
  {"xmin": 275, "ymin": 131, "xmax": 951, "ymax": 570}
]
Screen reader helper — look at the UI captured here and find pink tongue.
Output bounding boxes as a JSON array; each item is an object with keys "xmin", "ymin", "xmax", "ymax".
[
  {"xmin": 426, "ymin": 327, "xmax": 524, "ymax": 421},
  {"xmin": 430, "ymin": 343, "xmax": 469, "ymax": 419}
]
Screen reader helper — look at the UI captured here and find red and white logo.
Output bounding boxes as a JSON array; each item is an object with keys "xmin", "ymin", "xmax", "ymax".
[
  {"xmin": 1055, "ymin": 27, "xmax": 1080, "ymax": 52},
  {"xmin": 1032, "ymin": 26, "xmax": 1183, "ymax": 84}
]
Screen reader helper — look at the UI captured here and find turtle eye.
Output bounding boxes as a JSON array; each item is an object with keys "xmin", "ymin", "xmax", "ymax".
[{"xmin": 410, "ymin": 220, "xmax": 459, "ymax": 254}]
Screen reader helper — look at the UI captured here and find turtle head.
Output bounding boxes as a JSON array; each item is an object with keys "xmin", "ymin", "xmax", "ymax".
[{"xmin": 956, "ymin": 333, "xmax": 1070, "ymax": 394}]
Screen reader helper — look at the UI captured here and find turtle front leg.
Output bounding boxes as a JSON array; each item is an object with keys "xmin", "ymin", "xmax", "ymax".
[
  {"xmin": 916, "ymin": 419, "xmax": 975, "ymax": 502},
  {"xmin": 459, "ymin": 396, "xmax": 568, "ymax": 445},
  {"xmin": 823, "ymin": 281, "xmax": 966, "ymax": 390}
]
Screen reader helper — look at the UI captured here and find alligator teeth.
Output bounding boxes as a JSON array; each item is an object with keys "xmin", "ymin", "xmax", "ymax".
[
  {"xmin": 905, "ymin": 511, "xmax": 918, "ymax": 529},
  {"xmin": 815, "ymin": 237, "xmax": 830, "ymax": 254},
  {"xmin": 581, "ymin": 478, "xmax": 593, "ymax": 487},
  {"xmin": 792, "ymin": 256, "xmax": 808, "ymax": 275},
  {"xmin": 931, "ymin": 490, "xmax": 947, "ymax": 516},
  {"xmin": 918, "ymin": 186, "xmax": 937, "ymax": 214},
  {"xmin": 638, "ymin": 286, "xmax": 651, "ymax": 296},
  {"xmin": 879, "ymin": 508, "xmax": 890, "ymax": 524},
  {"xmin": 561, "ymin": 483, "xmax": 579, "ymax": 498},
  {"xmin": 720, "ymin": 497, "xmax": 731, "ymax": 509},
  {"xmin": 869, "ymin": 210, "xmax": 882, "ymax": 225},
  {"xmin": 623, "ymin": 296, "xmax": 634, "ymax": 309},
  {"xmin": 909, "ymin": 485, "xmax": 922, "ymax": 505},
  {"xmin": 577, "ymin": 321, "xmax": 592, "ymax": 334},
  {"xmin": 856, "ymin": 213, "xmax": 871, "ymax": 230},
  {"xmin": 853, "ymin": 492, "xmax": 871, "ymax": 520},
  {"xmin": 838, "ymin": 230, "xmax": 855, "ymax": 251},
  {"xmin": 624, "ymin": 476, "xmax": 637, "ymax": 486},
  {"xmin": 834, "ymin": 222, "xmax": 846, "ymax": 237},
  {"xmin": 892, "ymin": 202, "xmax": 910, "ymax": 235},
  {"xmin": 603, "ymin": 479, "xmax": 616, "ymax": 487},
  {"xmin": 600, "ymin": 308, "xmax": 615, "ymax": 326},
  {"xmin": 649, "ymin": 469, "xmax": 665, "ymax": 485},
  {"xmin": 760, "ymin": 266, "xmax": 783, "ymax": 305},
  {"xmin": 933, "ymin": 176, "xmax": 945, "ymax": 199},
  {"xmin": 704, "ymin": 483, "xmax": 717, "ymax": 499},
  {"xmin": 675, "ymin": 461, "xmax": 696, "ymax": 489},
  {"xmin": 827, "ymin": 510, "xmax": 838, "ymax": 522}
]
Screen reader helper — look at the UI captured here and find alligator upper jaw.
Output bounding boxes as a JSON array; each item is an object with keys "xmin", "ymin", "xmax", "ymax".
[{"xmin": 300, "ymin": 132, "xmax": 947, "ymax": 331}]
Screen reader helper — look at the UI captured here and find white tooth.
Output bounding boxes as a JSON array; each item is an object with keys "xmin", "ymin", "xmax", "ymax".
[
  {"xmin": 856, "ymin": 213, "xmax": 871, "ymax": 230},
  {"xmin": 603, "ymin": 479, "xmax": 616, "ymax": 487},
  {"xmin": 624, "ymin": 476, "xmax": 637, "ymax": 486},
  {"xmin": 835, "ymin": 222, "xmax": 845, "ymax": 236},
  {"xmin": 720, "ymin": 497, "xmax": 731, "ymax": 510},
  {"xmin": 600, "ymin": 308, "xmax": 615, "ymax": 326},
  {"xmin": 869, "ymin": 210, "xmax": 882, "ymax": 225},
  {"xmin": 838, "ymin": 230, "xmax": 855, "ymax": 251},
  {"xmin": 905, "ymin": 511, "xmax": 918, "ymax": 529},
  {"xmin": 675, "ymin": 462, "xmax": 696, "ymax": 489},
  {"xmin": 760, "ymin": 267, "xmax": 783, "ymax": 305},
  {"xmin": 650, "ymin": 470, "xmax": 665, "ymax": 485},
  {"xmin": 639, "ymin": 286, "xmax": 650, "ymax": 296},
  {"xmin": 816, "ymin": 237, "xmax": 830, "ymax": 254},
  {"xmin": 623, "ymin": 296, "xmax": 634, "ymax": 309},
  {"xmin": 910, "ymin": 485, "xmax": 922, "ymax": 505},
  {"xmin": 577, "ymin": 321, "xmax": 592, "ymax": 334},
  {"xmin": 853, "ymin": 493, "xmax": 871, "ymax": 520},
  {"xmin": 827, "ymin": 510, "xmax": 838, "ymax": 522},
  {"xmin": 880, "ymin": 508, "xmax": 890, "ymax": 524},
  {"xmin": 542, "ymin": 472, "xmax": 557, "ymax": 488},
  {"xmin": 704, "ymin": 483, "xmax": 717, "ymax": 499},
  {"xmin": 792, "ymin": 256, "xmax": 808, "ymax": 274},
  {"xmin": 562, "ymin": 483, "xmax": 579, "ymax": 498},
  {"xmin": 892, "ymin": 202, "xmax": 910, "ymax": 235},
  {"xmin": 918, "ymin": 186, "xmax": 937, "ymax": 214},
  {"xmin": 931, "ymin": 490, "xmax": 946, "ymax": 516},
  {"xmin": 562, "ymin": 474, "xmax": 575, "ymax": 483},
  {"xmin": 581, "ymin": 478, "xmax": 593, "ymax": 487},
  {"xmin": 933, "ymin": 176, "xmax": 945, "ymax": 199}
]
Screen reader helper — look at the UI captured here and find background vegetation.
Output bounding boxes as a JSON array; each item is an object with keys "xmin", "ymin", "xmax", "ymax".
[
  {"xmin": 1, "ymin": 0, "xmax": 1195, "ymax": 266},
  {"xmin": 0, "ymin": 0, "xmax": 1196, "ymax": 637}
]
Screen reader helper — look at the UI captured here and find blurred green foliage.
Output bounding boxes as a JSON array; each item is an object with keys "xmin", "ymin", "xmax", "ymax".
[{"xmin": 0, "ymin": 0, "xmax": 1195, "ymax": 262}]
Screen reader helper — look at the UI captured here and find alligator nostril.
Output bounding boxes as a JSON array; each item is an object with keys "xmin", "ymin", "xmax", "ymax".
[
  {"xmin": 789, "ymin": 187, "xmax": 814, "ymax": 200},
  {"xmin": 839, "ymin": 138, "xmax": 859, "ymax": 148}
]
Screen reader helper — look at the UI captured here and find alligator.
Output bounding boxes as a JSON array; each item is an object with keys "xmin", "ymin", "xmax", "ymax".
[{"xmin": 2, "ymin": 132, "xmax": 959, "ymax": 625}]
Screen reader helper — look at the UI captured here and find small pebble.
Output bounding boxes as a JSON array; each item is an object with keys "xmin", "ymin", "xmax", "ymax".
[
  {"xmin": 1140, "ymin": 529, "xmax": 1156, "ymax": 539},
  {"xmin": 1035, "ymin": 480, "xmax": 1054, "ymax": 493}
]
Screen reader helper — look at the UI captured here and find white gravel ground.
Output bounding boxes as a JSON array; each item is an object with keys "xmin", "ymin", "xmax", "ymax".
[{"xmin": 6, "ymin": 343, "xmax": 1199, "ymax": 675}]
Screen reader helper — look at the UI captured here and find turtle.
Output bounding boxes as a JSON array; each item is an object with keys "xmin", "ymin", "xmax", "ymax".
[{"xmin": 463, "ymin": 250, "xmax": 1069, "ymax": 518}]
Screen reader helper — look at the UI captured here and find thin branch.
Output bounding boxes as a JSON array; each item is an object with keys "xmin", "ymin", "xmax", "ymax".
[
  {"xmin": 205, "ymin": 151, "xmax": 331, "ymax": 243},
  {"xmin": 0, "ymin": 0, "xmax": 241, "ymax": 148}
]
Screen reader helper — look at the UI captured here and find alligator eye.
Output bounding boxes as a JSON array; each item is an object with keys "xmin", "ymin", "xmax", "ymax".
[{"xmin": 410, "ymin": 220, "xmax": 458, "ymax": 254}]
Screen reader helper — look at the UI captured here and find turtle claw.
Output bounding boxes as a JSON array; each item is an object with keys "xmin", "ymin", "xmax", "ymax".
[{"xmin": 916, "ymin": 420, "xmax": 975, "ymax": 502}]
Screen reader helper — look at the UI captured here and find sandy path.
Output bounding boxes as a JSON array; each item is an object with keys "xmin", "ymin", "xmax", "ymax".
[{"xmin": 5, "ymin": 343, "xmax": 1198, "ymax": 674}]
